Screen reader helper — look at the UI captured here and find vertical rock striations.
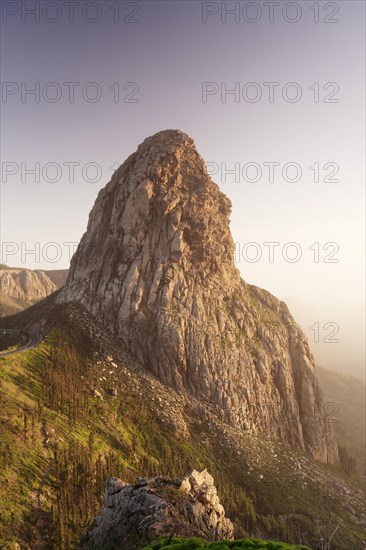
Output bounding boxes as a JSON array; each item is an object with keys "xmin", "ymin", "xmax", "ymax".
[{"xmin": 59, "ymin": 129, "xmax": 337, "ymax": 463}]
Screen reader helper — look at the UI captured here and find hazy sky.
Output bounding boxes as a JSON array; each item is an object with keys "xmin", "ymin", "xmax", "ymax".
[{"xmin": 0, "ymin": 0, "xmax": 365, "ymax": 378}]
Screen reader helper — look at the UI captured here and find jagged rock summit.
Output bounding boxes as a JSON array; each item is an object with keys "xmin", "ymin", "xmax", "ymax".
[
  {"xmin": 58, "ymin": 129, "xmax": 337, "ymax": 463},
  {"xmin": 81, "ymin": 469, "xmax": 234, "ymax": 549}
]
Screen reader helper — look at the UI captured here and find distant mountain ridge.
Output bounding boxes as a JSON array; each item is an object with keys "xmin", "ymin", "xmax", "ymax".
[
  {"xmin": 316, "ymin": 365, "xmax": 366, "ymax": 473},
  {"xmin": 43, "ymin": 268, "xmax": 69, "ymax": 288},
  {"xmin": 0, "ymin": 265, "xmax": 68, "ymax": 317}
]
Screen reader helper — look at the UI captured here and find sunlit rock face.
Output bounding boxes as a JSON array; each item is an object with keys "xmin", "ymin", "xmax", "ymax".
[{"xmin": 59, "ymin": 129, "xmax": 338, "ymax": 464}]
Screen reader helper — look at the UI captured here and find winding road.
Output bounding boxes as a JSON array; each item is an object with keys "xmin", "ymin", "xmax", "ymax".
[{"xmin": 0, "ymin": 330, "xmax": 42, "ymax": 358}]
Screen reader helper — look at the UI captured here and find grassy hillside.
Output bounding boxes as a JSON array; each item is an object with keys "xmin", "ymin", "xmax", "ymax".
[
  {"xmin": 0, "ymin": 264, "xmax": 29, "ymax": 272},
  {"xmin": 0, "ymin": 330, "xmax": 365, "ymax": 549}
]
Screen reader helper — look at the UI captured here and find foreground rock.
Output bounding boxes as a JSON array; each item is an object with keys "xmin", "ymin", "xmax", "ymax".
[
  {"xmin": 58, "ymin": 129, "xmax": 337, "ymax": 463},
  {"xmin": 81, "ymin": 469, "xmax": 234, "ymax": 549}
]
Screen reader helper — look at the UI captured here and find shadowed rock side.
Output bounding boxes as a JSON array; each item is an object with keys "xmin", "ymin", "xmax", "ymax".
[
  {"xmin": 58, "ymin": 129, "xmax": 337, "ymax": 463},
  {"xmin": 80, "ymin": 469, "xmax": 234, "ymax": 549}
]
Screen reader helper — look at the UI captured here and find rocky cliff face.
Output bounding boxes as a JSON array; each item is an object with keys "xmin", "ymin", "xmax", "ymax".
[
  {"xmin": 81, "ymin": 469, "xmax": 234, "ymax": 549},
  {"xmin": 58, "ymin": 129, "xmax": 337, "ymax": 463}
]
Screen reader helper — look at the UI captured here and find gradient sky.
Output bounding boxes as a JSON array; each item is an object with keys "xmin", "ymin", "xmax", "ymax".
[{"xmin": 0, "ymin": 0, "xmax": 365, "ymax": 378}]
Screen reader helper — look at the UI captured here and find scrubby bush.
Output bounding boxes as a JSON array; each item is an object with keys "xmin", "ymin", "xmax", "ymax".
[{"xmin": 142, "ymin": 536, "xmax": 310, "ymax": 550}]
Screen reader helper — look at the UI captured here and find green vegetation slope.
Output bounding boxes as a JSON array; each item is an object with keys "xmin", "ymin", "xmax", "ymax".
[{"xmin": 0, "ymin": 326, "xmax": 365, "ymax": 549}]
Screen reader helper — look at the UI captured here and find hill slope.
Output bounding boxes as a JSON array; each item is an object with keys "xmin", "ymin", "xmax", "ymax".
[
  {"xmin": 0, "ymin": 307, "xmax": 365, "ymax": 549},
  {"xmin": 316, "ymin": 366, "xmax": 366, "ymax": 474}
]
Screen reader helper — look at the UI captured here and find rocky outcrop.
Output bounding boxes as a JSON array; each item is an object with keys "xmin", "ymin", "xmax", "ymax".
[
  {"xmin": 58, "ymin": 129, "xmax": 338, "ymax": 463},
  {"xmin": 81, "ymin": 469, "xmax": 234, "ymax": 549}
]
